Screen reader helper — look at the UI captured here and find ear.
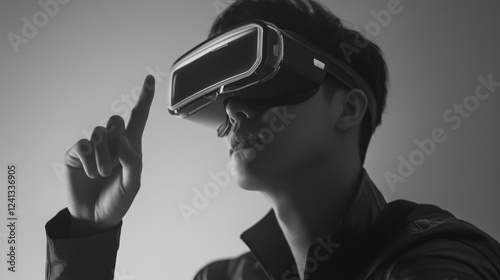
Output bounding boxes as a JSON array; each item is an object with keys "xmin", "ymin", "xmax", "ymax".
[{"xmin": 335, "ymin": 88, "xmax": 368, "ymax": 131}]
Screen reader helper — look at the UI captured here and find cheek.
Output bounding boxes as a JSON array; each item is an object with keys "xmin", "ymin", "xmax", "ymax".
[
  {"xmin": 262, "ymin": 105, "xmax": 331, "ymax": 157},
  {"xmin": 289, "ymin": 115, "xmax": 330, "ymax": 153}
]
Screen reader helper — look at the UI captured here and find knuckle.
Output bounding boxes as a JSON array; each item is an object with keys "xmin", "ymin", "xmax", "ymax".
[
  {"xmin": 91, "ymin": 126, "xmax": 107, "ymax": 145},
  {"xmin": 109, "ymin": 114, "xmax": 124, "ymax": 123},
  {"xmin": 106, "ymin": 115, "xmax": 125, "ymax": 135},
  {"xmin": 76, "ymin": 139, "xmax": 93, "ymax": 156}
]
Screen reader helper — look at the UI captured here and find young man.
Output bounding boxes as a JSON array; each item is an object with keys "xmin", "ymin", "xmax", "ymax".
[{"xmin": 45, "ymin": 0, "xmax": 500, "ymax": 279}]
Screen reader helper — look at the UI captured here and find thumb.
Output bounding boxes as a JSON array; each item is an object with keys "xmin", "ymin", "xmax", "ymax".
[{"xmin": 117, "ymin": 135, "xmax": 143, "ymax": 190}]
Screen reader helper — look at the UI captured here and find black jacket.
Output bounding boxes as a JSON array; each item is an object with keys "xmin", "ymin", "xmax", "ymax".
[{"xmin": 45, "ymin": 168, "xmax": 500, "ymax": 279}]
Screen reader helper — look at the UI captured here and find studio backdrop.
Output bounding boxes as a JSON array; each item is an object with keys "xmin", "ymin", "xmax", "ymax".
[{"xmin": 1, "ymin": 0, "xmax": 499, "ymax": 279}]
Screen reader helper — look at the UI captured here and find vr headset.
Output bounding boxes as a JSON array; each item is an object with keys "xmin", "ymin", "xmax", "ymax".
[{"xmin": 167, "ymin": 19, "xmax": 376, "ymax": 137}]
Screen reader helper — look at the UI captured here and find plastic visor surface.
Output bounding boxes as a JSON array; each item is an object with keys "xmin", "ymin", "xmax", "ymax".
[
  {"xmin": 168, "ymin": 23, "xmax": 265, "ymax": 115},
  {"xmin": 166, "ymin": 19, "xmax": 377, "ymax": 137}
]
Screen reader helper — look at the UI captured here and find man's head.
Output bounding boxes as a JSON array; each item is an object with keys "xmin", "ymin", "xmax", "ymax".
[{"xmin": 211, "ymin": 0, "xmax": 388, "ymax": 189}]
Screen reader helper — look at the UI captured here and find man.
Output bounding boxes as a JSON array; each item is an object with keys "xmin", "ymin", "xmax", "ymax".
[{"xmin": 45, "ymin": 0, "xmax": 500, "ymax": 279}]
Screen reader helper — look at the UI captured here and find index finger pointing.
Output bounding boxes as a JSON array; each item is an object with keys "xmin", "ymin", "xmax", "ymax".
[{"xmin": 126, "ymin": 75, "xmax": 156, "ymax": 146}]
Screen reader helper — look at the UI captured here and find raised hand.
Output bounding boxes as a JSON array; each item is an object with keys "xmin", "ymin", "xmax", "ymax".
[{"xmin": 63, "ymin": 75, "xmax": 155, "ymax": 236}]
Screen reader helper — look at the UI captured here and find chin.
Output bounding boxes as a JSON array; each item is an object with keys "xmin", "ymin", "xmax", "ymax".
[
  {"xmin": 229, "ymin": 164, "xmax": 257, "ymax": 189},
  {"xmin": 229, "ymin": 161, "xmax": 283, "ymax": 192},
  {"xmin": 236, "ymin": 182, "xmax": 262, "ymax": 191}
]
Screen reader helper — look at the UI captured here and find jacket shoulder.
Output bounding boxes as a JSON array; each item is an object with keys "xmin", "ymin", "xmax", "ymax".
[
  {"xmin": 383, "ymin": 200, "xmax": 499, "ymax": 243},
  {"xmin": 380, "ymin": 199, "xmax": 500, "ymax": 253},
  {"xmin": 367, "ymin": 199, "xmax": 500, "ymax": 278},
  {"xmin": 192, "ymin": 251, "xmax": 265, "ymax": 280}
]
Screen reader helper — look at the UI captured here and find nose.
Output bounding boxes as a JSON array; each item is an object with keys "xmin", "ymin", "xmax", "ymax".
[{"xmin": 224, "ymin": 97, "xmax": 262, "ymax": 126}]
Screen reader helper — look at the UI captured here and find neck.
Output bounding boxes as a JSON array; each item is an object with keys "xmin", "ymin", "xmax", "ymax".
[{"xmin": 261, "ymin": 156, "xmax": 363, "ymax": 279}]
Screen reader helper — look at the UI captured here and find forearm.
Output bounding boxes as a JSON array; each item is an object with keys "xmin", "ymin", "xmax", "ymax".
[{"xmin": 45, "ymin": 208, "xmax": 122, "ymax": 280}]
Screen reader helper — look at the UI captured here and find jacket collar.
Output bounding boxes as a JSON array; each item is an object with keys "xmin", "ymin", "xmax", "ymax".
[{"xmin": 239, "ymin": 167, "xmax": 387, "ymax": 280}]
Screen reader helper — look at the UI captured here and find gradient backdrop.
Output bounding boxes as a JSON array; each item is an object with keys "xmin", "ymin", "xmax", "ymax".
[{"xmin": 1, "ymin": 0, "xmax": 500, "ymax": 279}]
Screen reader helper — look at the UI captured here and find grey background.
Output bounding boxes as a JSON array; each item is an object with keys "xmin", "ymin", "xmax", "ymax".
[{"xmin": 1, "ymin": 0, "xmax": 499, "ymax": 279}]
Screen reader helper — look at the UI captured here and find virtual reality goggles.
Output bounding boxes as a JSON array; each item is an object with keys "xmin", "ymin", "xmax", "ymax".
[{"xmin": 167, "ymin": 19, "xmax": 376, "ymax": 137}]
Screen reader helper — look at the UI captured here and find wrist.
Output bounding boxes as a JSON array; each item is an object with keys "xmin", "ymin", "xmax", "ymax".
[{"xmin": 69, "ymin": 217, "xmax": 118, "ymax": 238}]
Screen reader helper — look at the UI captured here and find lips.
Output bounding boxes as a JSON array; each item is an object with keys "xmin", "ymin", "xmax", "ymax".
[
  {"xmin": 232, "ymin": 142, "xmax": 254, "ymax": 152},
  {"xmin": 230, "ymin": 132, "xmax": 260, "ymax": 152}
]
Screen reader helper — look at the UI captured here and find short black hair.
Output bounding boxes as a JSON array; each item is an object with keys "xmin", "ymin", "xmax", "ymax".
[{"xmin": 209, "ymin": 0, "xmax": 389, "ymax": 165}]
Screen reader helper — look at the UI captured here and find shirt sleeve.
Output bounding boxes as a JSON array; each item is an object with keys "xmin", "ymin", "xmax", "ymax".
[
  {"xmin": 385, "ymin": 238, "xmax": 500, "ymax": 280},
  {"xmin": 45, "ymin": 208, "xmax": 122, "ymax": 280}
]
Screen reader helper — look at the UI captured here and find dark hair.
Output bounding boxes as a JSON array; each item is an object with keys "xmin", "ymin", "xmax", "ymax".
[{"xmin": 209, "ymin": 0, "xmax": 389, "ymax": 165}]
